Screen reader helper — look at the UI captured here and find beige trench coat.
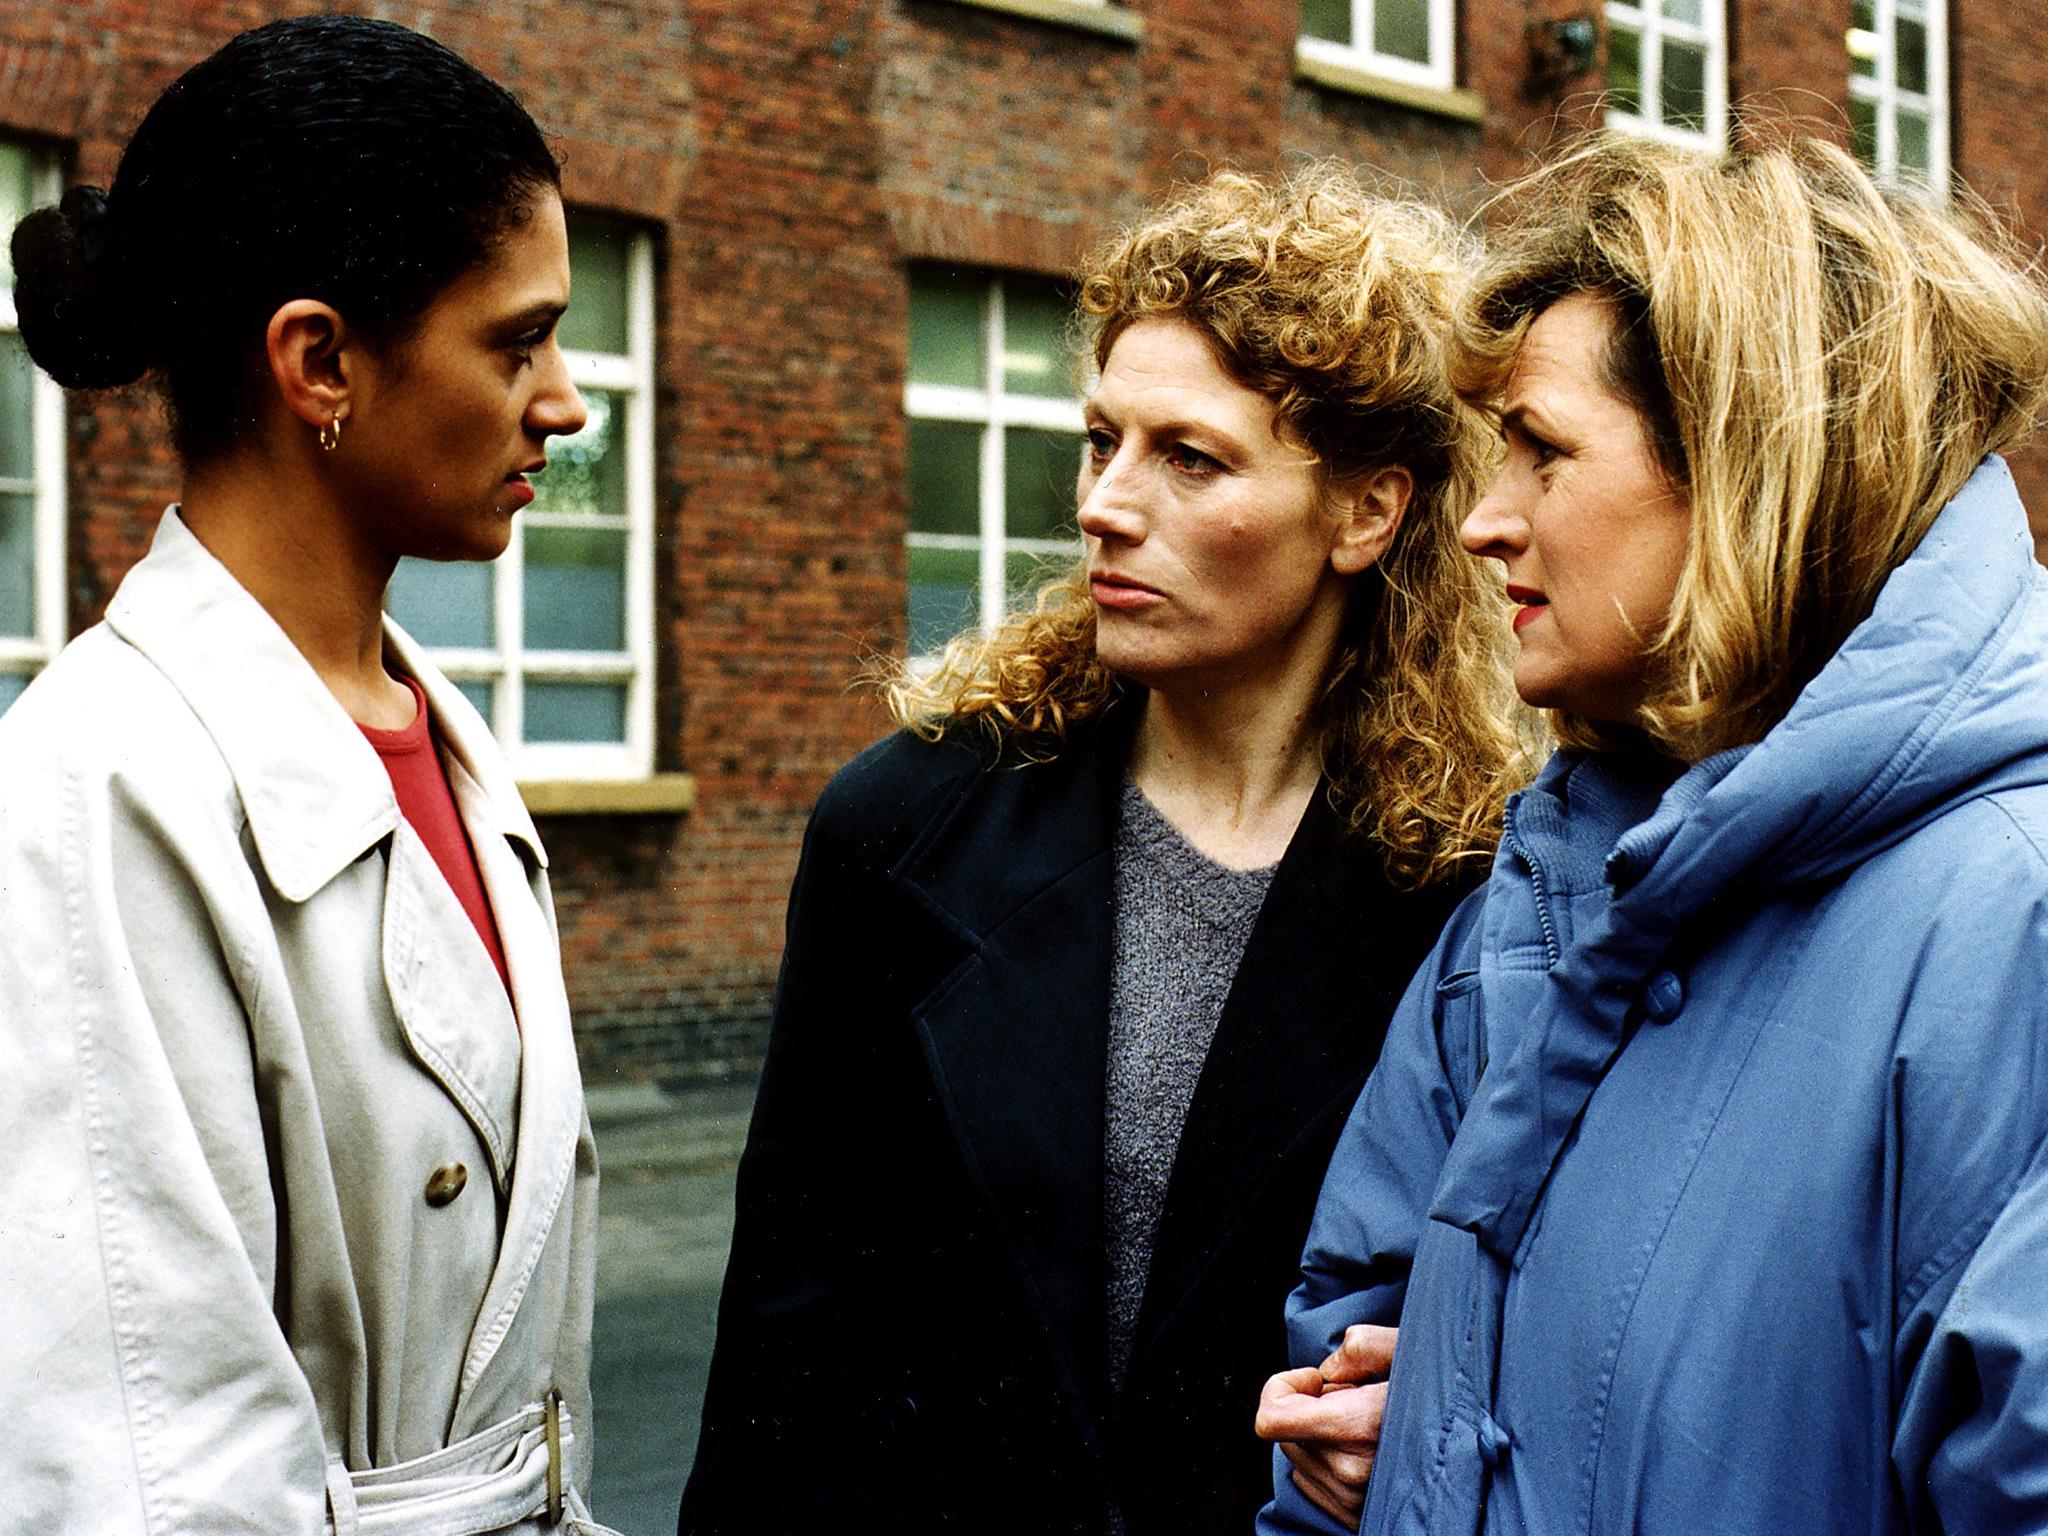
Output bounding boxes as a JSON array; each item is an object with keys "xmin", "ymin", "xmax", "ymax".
[{"xmin": 0, "ymin": 511, "xmax": 613, "ymax": 1533}]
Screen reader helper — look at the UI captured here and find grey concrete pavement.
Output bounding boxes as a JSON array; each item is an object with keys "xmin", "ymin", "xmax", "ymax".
[{"xmin": 580, "ymin": 1076, "xmax": 757, "ymax": 1536}]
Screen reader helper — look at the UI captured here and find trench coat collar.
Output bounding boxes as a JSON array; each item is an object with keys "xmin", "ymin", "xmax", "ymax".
[
  {"xmin": 105, "ymin": 508, "xmax": 546, "ymax": 904},
  {"xmin": 893, "ymin": 705, "xmax": 1134, "ymax": 1446},
  {"xmin": 382, "ymin": 620, "xmax": 548, "ymax": 873}
]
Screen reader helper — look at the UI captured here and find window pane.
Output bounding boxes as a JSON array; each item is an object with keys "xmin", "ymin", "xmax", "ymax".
[
  {"xmin": 1300, "ymin": 0, "xmax": 1351, "ymax": 46},
  {"xmin": 1607, "ymin": 22, "xmax": 1643, "ymax": 117},
  {"xmin": 0, "ymin": 330, "xmax": 34, "ymax": 480},
  {"xmin": 1852, "ymin": 0, "xmax": 1875, "ymax": 29},
  {"xmin": 1895, "ymin": 14, "xmax": 1928, "ymax": 95},
  {"xmin": 1005, "ymin": 547, "xmax": 1073, "ymax": 613},
  {"xmin": 533, "ymin": 390, "xmax": 625, "ymax": 520},
  {"xmin": 1849, "ymin": 95, "xmax": 1879, "ymax": 165},
  {"xmin": 909, "ymin": 418, "xmax": 981, "ymax": 537},
  {"xmin": 1848, "ymin": 19, "xmax": 1879, "ymax": 79},
  {"xmin": 0, "ymin": 670, "xmax": 24, "ymax": 714},
  {"xmin": 560, "ymin": 215, "xmax": 632, "ymax": 356},
  {"xmin": 1373, "ymin": 0, "xmax": 1431, "ymax": 63},
  {"xmin": 1002, "ymin": 279, "xmax": 1075, "ymax": 397},
  {"xmin": 1662, "ymin": 0, "xmax": 1704, "ymax": 25},
  {"xmin": 909, "ymin": 269, "xmax": 986, "ymax": 389},
  {"xmin": 455, "ymin": 678, "xmax": 495, "ymax": 726},
  {"xmin": 386, "ymin": 557, "xmax": 494, "ymax": 650},
  {"xmin": 908, "ymin": 542, "xmax": 979, "ymax": 655},
  {"xmin": 0, "ymin": 142, "xmax": 31, "ymax": 289},
  {"xmin": 1661, "ymin": 38, "xmax": 1708, "ymax": 130},
  {"xmin": 1896, "ymin": 107, "xmax": 1931, "ymax": 172},
  {"xmin": 525, "ymin": 524, "xmax": 627, "ymax": 652},
  {"xmin": 0, "ymin": 492, "xmax": 35, "ymax": 637},
  {"xmin": 1004, "ymin": 427, "xmax": 1078, "ymax": 542},
  {"xmin": 524, "ymin": 680, "xmax": 627, "ymax": 744}
]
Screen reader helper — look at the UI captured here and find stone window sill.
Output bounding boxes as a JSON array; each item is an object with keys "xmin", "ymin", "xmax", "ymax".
[
  {"xmin": 519, "ymin": 773, "xmax": 697, "ymax": 816},
  {"xmin": 1295, "ymin": 51, "xmax": 1485, "ymax": 124},
  {"xmin": 939, "ymin": 0, "xmax": 1142, "ymax": 44}
]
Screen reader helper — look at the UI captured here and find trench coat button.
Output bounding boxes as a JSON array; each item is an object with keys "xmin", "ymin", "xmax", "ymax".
[
  {"xmin": 424, "ymin": 1163, "xmax": 469, "ymax": 1207},
  {"xmin": 1644, "ymin": 970, "xmax": 1686, "ymax": 1024}
]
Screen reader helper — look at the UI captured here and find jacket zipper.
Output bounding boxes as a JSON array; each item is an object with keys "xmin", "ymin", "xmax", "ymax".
[{"xmin": 1501, "ymin": 809, "xmax": 1563, "ymax": 968}]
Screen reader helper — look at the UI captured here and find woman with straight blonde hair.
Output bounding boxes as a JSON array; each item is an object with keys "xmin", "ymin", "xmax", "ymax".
[
  {"xmin": 681, "ymin": 166, "xmax": 1520, "ymax": 1536},
  {"xmin": 1257, "ymin": 134, "xmax": 2048, "ymax": 1535}
]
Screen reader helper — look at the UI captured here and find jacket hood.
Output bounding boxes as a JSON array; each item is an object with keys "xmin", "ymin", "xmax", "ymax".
[
  {"xmin": 1434, "ymin": 455, "xmax": 2048, "ymax": 1257},
  {"xmin": 1612, "ymin": 454, "xmax": 2048, "ymax": 919}
]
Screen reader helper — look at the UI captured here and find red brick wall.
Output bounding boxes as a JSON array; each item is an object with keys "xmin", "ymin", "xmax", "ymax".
[
  {"xmin": 577, "ymin": 0, "xmax": 908, "ymax": 1074},
  {"xmin": 1728, "ymin": 0, "xmax": 1852, "ymax": 130},
  {"xmin": 6, "ymin": 0, "xmax": 2047, "ymax": 1079},
  {"xmin": 1950, "ymin": 0, "xmax": 2048, "ymax": 556}
]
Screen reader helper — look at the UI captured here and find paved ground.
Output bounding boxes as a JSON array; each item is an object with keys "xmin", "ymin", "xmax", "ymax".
[{"xmin": 581, "ymin": 1076, "xmax": 757, "ymax": 1536}]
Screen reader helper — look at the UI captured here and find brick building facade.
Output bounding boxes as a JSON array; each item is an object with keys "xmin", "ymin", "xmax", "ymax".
[{"xmin": 1, "ymin": 0, "xmax": 2042, "ymax": 1081}]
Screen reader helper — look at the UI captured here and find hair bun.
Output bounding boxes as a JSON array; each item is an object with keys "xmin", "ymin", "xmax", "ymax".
[{"xmin": 10, "ymin": 185, "xmax": 153, "ymax": 389}]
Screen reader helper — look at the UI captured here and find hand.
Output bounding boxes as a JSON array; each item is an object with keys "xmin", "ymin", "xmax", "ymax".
[{"xmin": 1254, "ymin": 1324, "xmax": 1396, "ymax": 1531}]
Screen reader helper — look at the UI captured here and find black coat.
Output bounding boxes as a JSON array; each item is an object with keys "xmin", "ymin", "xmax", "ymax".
[{"xmin": 678, "ymin": 715, "xmax": 1465, "ymax": 1536}]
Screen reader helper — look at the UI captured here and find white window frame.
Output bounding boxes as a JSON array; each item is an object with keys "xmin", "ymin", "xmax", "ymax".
[
  {"xmin": 1849, "ymin": 0, "xmax": 1948, "ymax": 190},
  {"xmin": 423, "ymin": 221, "xmax": 657, "ymax": 780},
  {"xmin": 0, "ymin": 145, "xmax": 66, "ymax": 705},
  {"xmin": 1605, "ymin": 0, "xmax": 1727, "ymax": 151},
  {"xmin": 904, "ymin": 273, "xmax": 1085, "ymax": 647},
  {"xmin": 1297, "ymin": 0, "xmax": 1456, "ymax": 93}
]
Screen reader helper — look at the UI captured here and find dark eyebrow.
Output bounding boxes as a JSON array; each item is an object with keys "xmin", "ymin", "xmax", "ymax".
[{"xmin": 499, "ymin": 300, "xmax": 568, "ymax": 334}]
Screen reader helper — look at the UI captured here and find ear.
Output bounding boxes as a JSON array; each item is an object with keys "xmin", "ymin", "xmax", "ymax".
[
  {"xmin": 1329, "ymin": 465, "xmax": 1412, "ymax": 576},
  {"xmin": 263, "ymin": 299, "xmax": 355, "ymax": 434}
]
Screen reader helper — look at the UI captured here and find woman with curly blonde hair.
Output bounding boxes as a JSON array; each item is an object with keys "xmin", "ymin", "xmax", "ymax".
[
  {"xmin": 680, "ymin": 165, "xmax": 1520, "ymax": 1536},
  {"xmin": 1260, "ymin": 133, "xmax": 2048, "ymax": 1536}
]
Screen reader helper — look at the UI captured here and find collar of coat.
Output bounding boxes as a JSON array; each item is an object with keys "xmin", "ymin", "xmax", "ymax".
[
  {"xmin": 889, "ymin": 701, "xmax": 1458, "ymax": 1436},
  {"xmin": 105, "ymin": 508, "xmax": 547, "ymax": 904}
]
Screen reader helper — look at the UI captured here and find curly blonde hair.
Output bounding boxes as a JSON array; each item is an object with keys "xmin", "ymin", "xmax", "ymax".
[
  {"xmin": 1452, "ymin": 132, "xmax": 2048, "ymax": 759},
  {"xmin": 882, "ymin": 165, "xmax": 1525, "ymax": 889}
]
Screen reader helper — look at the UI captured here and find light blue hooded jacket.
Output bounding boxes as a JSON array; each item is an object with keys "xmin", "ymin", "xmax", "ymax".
[{"xmin": 1260, "ymin": 458, "xmax": 2048, "ymax": 1536}]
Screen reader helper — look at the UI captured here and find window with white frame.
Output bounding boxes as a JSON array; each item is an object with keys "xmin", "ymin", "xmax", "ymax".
[
  {"xmin": 1849, "ymin": 0, "xmax": 1947, "ymax": 187},
  {"xmin": 0, "ymin": 140, "xmax": 65, "ymax": 718},
  {"xmin": 1298, "ymin": 0, "xmax": 1454, "ymax": 91},
  {"xmin": 905, "ymin": 268, "xmax": 1084, "ymax": 657},
  {"xmin": 1606, "ymin": 0, "xmax": 1726, "ymax": 148},
  {"xmin": 386, "ymin": 212, "xmax": 656, "ymax": 778}
]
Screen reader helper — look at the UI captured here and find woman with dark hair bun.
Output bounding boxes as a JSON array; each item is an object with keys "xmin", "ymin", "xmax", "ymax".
[{"xmin": 0, "ymin": 16, "xmax": 619, "ymax": 1533}]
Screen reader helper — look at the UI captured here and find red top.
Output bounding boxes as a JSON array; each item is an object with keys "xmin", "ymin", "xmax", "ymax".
[{"xmin": 358, "ymin": 673, "xmax": 512, "ymax": 997}]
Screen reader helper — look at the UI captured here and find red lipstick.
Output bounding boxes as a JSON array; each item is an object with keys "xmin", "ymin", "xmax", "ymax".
[{"xmin": 1506, "ymin": 583, "xmax": 1548, "ymax": 633}]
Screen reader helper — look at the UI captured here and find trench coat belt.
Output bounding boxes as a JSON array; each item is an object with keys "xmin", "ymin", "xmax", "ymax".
[{"xmin": 323, "ymin": 1392, "xmax": 607, "ymax": 1536}]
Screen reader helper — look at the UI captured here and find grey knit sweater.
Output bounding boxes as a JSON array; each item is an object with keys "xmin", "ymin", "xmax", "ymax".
[{"xmin": 1103, "ymin": 779, "xmax": 1279, "ymax": 1391}]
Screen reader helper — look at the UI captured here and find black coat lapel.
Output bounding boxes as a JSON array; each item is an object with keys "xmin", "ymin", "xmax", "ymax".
[
  {"xmin": 895, "ymin": 714, "xmax": 1134, "ymax": 1445},
  {"xmin": 1133, "ymin": 789, "xmax": 1454, "ymax": 1353}
]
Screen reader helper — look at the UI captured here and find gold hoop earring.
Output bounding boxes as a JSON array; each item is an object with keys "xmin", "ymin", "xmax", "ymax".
[{"xmin": 318, "ymin": 413, "xmax": 343, "ymax": 453}]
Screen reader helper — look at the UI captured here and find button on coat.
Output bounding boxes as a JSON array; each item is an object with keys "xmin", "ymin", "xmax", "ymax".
[{"xmin": 425, "ymin": 1164, "xmax": 470, "ymax": 1206}]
